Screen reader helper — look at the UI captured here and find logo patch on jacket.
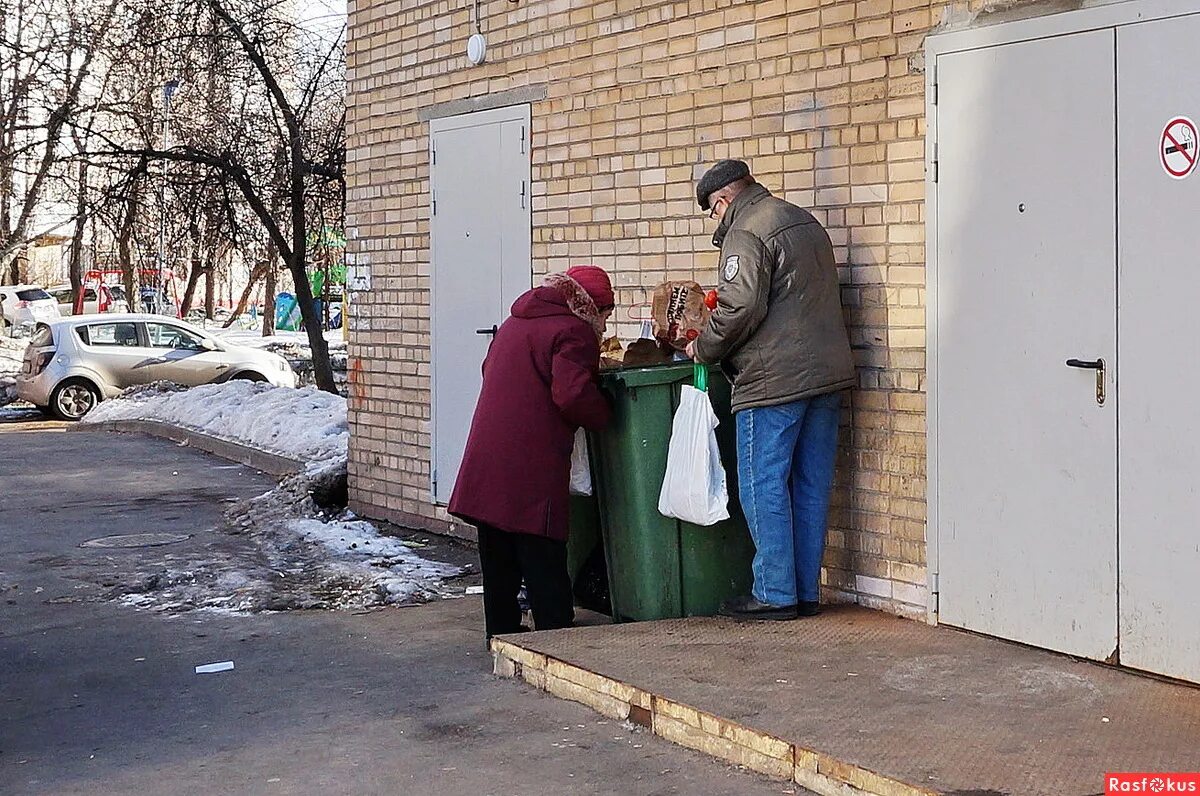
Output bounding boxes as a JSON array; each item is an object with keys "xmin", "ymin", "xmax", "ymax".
[{"xmin": 723, "ymin": 255, "xmax": 740, "ymax": 281}]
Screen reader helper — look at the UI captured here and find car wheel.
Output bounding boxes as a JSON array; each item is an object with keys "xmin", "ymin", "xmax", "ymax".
[
  {"xmin": 232, "ymin": 371, "xmax": 266, "ymax": 382},
  {"xmin": 51, "ymin": 379, "xmax": 100, "ymax": 421}
]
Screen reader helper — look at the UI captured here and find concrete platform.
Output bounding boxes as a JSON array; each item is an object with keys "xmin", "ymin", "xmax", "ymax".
[{"xmin": 492, "ymin": 606, "xmax": 1200, "ymax": 796}]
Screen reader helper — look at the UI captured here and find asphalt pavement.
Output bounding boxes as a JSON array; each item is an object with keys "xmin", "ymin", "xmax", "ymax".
[{"xmin": 0, "ymin": 427, "xmax": 795, "ymax": 795}]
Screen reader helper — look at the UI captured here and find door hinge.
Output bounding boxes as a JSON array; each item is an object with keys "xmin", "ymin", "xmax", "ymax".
[
  {"xmin": 520, "ymin": 180, "xmax": 526, "ymax": 209},
  {"xmin": 431, "ymin": 190, "xmax": 436, "ymax": 216},
  {"xmin": 432, "ymin": 469, "xmax": 438, "ymax": 496},
  {"xmin": 931, "ymin": 80, "xmax": 938, "ymax": 106},
  {"xmin": 931, "ymin": 571, "xmax": 940, "ymax": 593},
  {"xmin": 520, "ymin": 125, "xmax": 526, "ymax": 154},
  {"xmin": 430, "ymin": 143, "xmax": 436, "ymax": 165},
  {"xmin": 931, "ymin": 142, "xmax": 938, "ymax": 184}
]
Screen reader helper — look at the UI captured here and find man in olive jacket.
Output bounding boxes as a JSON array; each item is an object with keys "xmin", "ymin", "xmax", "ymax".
[{"xmin": 688, "ymin": 159, "xmax": 855, "ymax": 621}]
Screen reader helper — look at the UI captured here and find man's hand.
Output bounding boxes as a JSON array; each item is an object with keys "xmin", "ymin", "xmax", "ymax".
[{"xmin": 685, "ymin": 340, "xmax": 697, "ymax": 360}]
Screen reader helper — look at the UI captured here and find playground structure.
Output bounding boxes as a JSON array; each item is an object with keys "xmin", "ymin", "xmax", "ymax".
[{"xmin": 75, "ymin": 268, "xmax": 182, "ymax": 317}]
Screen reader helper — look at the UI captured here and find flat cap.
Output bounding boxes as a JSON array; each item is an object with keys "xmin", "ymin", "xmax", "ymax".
[{"xmin": 696, "ymin": 159, "xmax": 751, "ymax": 210}]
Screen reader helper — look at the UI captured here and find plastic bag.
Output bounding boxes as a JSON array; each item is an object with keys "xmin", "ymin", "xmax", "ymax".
[
  {"xmin": 569, "ymin": 428, "xmax": 593, "ymax": 496},
  {"xmin": 657, "ymin": 370, "xmax": 730, "ymax": 526}
]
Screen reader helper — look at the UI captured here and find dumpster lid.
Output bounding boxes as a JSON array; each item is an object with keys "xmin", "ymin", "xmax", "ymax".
[{"xmin": 600, "ymin": 362, "xmax": 714, "ymax": 388}]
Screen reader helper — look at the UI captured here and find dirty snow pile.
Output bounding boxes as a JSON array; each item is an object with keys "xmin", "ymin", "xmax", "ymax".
[
  {"xmin": 84, "ymin": 380, "xmax": 348, "ymax": 467},
  {"xmin": 0, "ymin": 336, "xmax": 26, "ymax": 406},
  {"xmin": 289, "ymin": 519, "xmax": 463, "ymax": 604},
  {"xmin": 115, "ymin": 515, "xmax": 468, "ymax": 614},
  {"xmin": 82, "ymin": 379, "xmax": 470, "ymax": 614}
]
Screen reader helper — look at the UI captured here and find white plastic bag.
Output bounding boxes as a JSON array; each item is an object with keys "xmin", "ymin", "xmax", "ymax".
[
  {"xmin": 569, "ymin": 428, "xmax": 593, "ymax": 496},
  {"xmin": 657, "ymin": 385, "xmax": 730, "ymax": 526}
]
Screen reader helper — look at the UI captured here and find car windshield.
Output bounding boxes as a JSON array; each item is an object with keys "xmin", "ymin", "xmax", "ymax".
[{"xmin": 17, "ymin": 288, "xmax": 51, "ymax": 301}]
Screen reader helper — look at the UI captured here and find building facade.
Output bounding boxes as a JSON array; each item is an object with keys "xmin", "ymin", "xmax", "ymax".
[{"xmin": 345, "ymin": 0, "xmax": 1200, "ymax": 686}]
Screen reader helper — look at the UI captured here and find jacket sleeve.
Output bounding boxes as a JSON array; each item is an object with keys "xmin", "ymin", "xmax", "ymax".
[
  {"xmin": 551, "ymin": 327, "xmax": 612, "ymax": 432},
  {"xmin": 693, "ymin": 228, "xmax": 772, "ymax": 364}
]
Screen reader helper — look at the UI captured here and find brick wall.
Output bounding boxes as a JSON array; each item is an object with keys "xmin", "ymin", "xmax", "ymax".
[{"xmin": 345, "ymin": 0, "xmax": 1020, "ymax": 618}]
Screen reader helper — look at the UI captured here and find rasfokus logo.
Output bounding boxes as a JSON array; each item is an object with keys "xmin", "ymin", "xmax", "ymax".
[{"xmin": 1107, "ymin": 773, "xmax": 1200, "ymax": 794}]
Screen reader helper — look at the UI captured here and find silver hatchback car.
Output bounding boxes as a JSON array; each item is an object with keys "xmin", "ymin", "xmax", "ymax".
[{"xmin": 16, "ymin": 314, "xmax": 297, "ymax": 420}]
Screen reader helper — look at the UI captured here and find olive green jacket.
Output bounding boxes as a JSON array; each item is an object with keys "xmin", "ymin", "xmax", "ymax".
[{"xmin": 694, "ymin": 184, "xmax": 855, "ymax": 412}]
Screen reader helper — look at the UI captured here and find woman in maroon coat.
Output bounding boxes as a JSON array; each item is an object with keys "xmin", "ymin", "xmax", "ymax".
[{"xmin": 449, "ymin": 266, "xmax": 615, "ymax": 639}]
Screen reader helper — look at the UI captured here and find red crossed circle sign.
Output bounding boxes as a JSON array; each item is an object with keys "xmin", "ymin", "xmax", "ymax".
[{"xmin": 1161, "ymin": 117, "xmax": 1198, "ymax": 179}]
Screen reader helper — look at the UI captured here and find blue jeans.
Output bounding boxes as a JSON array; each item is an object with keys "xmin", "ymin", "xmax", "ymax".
[{"xmin": 735, "ymin": 392, "xmax": 842, "ymax": 606}]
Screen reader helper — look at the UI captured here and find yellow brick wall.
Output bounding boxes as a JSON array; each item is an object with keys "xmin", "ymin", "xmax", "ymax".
[{"xmin": 345, "ymin": 0, "xmax": 1031, "ymax": 617}]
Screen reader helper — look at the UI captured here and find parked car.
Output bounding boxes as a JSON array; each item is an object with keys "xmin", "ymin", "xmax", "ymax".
[
  {"xmin": 16, "ymin": 314, "xmax": 297, "ymax": 420},
  {"xmin": 0, "ymin": 285, "xmax": 60, "ymax": 333},
  {"xmin": 48, "ymin": 284, "xmax": 129, "ymax": 316}
]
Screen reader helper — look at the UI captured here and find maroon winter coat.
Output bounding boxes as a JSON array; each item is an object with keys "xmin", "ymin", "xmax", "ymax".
[{"xmin": 448, "ymin": 284, "xmax": 612, "ymax": 541}]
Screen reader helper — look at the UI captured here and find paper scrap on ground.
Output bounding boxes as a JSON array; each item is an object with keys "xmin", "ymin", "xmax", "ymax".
[
  {"xmin": 465, "ymin": 586, "xmax": 485, "ymax": 595},
  {"xmin": 195, "ymin": 661, "xmax": 235, "ymax": 674}
]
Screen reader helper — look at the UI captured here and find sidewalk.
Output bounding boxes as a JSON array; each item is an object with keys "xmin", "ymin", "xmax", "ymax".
[{"xmin": 492, "ymin": 605, "xmax": 1200, "ymax": 796}]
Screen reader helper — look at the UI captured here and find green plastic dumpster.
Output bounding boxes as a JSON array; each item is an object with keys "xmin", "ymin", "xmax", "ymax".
[
  {"xmin": 589, "ymin": 362, "xmax": 756, "ymax": 622},
  {"xmin": 566, "ymin": 494, "xmax": 602, "ymax": 583}
]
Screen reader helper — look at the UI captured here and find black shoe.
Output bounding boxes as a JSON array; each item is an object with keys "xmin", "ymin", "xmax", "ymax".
[
  {"xmin": 718, "ymin": 595, "xmax": 798, "ymax": 621},
  {"xmin": 798, "ymin": 601, "xmax": 821, "ymax": 617}
]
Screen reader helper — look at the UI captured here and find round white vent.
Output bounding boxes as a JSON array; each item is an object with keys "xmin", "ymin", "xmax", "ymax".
[{"xmin": 467, "ymin": 33, "xmax": 487, "ymax": 65}]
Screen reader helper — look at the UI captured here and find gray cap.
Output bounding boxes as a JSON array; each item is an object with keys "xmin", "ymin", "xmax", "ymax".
[{"xmin": 696, "ymin": 159, "xmax": 751, "ymax": 210}]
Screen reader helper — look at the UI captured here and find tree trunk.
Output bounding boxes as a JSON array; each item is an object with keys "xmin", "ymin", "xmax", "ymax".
[
  {"xmin": 178, "ymin": 221, "xmax": 203, "ymax": 316},
  {"xmin": 288, "ymin": 150, "xmax": 335, "ymax": 393},
  {"xmin": 116, "ymin": 182, "xmax": 139, "ymax": 313},
  {"xmin": 222, "ymin": 261, "xmax": 266, "ymax": 328},
  {"xmin": 262, "ymin": 261, "xmax": 276, "ymax": 336},
  {"xmin": 179, "ymin": 263, "xmax": 203, "ymax": 317},
  {"xmin": 204, "ymin": 263, "xmax": 216, "ymax": 318},
  {"xmin": 67, "ymin": 161, "xmax": 89, "ymax": 302}
]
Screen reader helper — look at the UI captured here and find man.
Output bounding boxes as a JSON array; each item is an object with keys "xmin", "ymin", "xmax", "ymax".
[{"xmin": 688, "ymin": 159, "xmax": 855, "ymax": 621}]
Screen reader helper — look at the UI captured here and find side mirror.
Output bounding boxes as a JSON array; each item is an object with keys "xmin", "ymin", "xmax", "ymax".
[{"xmin": 201, "ymin": 338, "xmax": 218, "ymax": 351}]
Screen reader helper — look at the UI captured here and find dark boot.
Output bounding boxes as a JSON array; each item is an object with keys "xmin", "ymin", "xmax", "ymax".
[
  {"xmin": 798, "ymin": 600, "xmax": 821, "ymax": 617},
  {"xmin": 718, "ymin": 595, "xmax": 798, "ymax": 621}
]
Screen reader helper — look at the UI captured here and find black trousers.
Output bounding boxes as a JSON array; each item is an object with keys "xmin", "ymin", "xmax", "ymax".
[{"xmin": 477, "ymin": 524, "xmax": 574, "ymax": 639}]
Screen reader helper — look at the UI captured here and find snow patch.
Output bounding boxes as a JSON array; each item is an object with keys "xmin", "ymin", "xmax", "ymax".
[
  {"xmin": 0, "ymin": 336, "xmax": 27, "ymax": 406},
  {"xmin": 83, "ymin": 380, "xmax": 347, "ymax": 466},
  {"xmin": 211, "ymin": 328, "xmax": 346, "ymax": 352}
]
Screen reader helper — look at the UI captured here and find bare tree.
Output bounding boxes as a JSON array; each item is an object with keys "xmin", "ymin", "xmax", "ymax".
[
  {"xmin": 84, "ymin": 0, "xmax": 345, "ymax": 391},
  {"xmin": 0, "ymin": 0, "xmax": 120, "ymax": 279}
]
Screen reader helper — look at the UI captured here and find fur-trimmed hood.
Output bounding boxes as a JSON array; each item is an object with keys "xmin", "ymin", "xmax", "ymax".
[{"xmin": 510, "ymin": 273, "xmax": 607, "ymax": 337}]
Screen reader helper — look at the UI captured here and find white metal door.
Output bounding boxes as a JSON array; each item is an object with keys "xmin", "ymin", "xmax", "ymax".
[
  {"xmin": 933, "ymin": 31, "xmax": 1119, "ymax": 660},
  {"xmin": 430, "ymin": 106, "xmax": 531, "ymax": 504},
  {"xmin": 1117, "ymin": 14, "xmax": 1200, "ymax": 683}
]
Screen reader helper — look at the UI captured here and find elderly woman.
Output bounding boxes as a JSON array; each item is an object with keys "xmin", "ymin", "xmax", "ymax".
[{"xmin": 449, "ymin": 265, "xmax": 615, "ymax": 640}]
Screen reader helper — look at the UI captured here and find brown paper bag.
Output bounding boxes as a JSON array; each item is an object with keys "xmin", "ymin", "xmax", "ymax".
[{"xmin": 651, "ymin": 281, "xmax": 711, "ymax": 350}]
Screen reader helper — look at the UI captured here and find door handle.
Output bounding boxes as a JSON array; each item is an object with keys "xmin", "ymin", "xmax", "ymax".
[
  {"xmin": 475, "ymin": 325, "xmax": 498, "ymax": 336},
  {"xmin": 215, "ymin": 364, "xmax": 228, "ymax": 370},
  {"xmin": 1066, "ymin": 357, "xmax": 1106, "ymax": 406}
]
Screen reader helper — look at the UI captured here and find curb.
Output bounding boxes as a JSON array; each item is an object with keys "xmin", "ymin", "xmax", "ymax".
[
  {"xmin": 75, "ymin": 419, "xmax": 305, "ymax": 477},
  {"xmin": 491, "ymin": 639, "xmax": 937, "ymax": 796}
]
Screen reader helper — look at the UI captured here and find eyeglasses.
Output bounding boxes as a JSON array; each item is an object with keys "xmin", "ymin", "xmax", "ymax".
[{"xmin": 708, "ymin": 197, "xmax": 727, "ymax": 219}]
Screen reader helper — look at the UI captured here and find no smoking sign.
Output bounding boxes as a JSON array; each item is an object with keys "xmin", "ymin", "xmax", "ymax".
[{"xmin": 1161, "ymin": 116, "xmax": 1198, "ymax": 179}]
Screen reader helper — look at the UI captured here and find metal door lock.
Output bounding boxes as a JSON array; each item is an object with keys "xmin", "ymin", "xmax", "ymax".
[{"xmin": 1066, "ymin": 357, "xmax": 1106, "ymax": 406}]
